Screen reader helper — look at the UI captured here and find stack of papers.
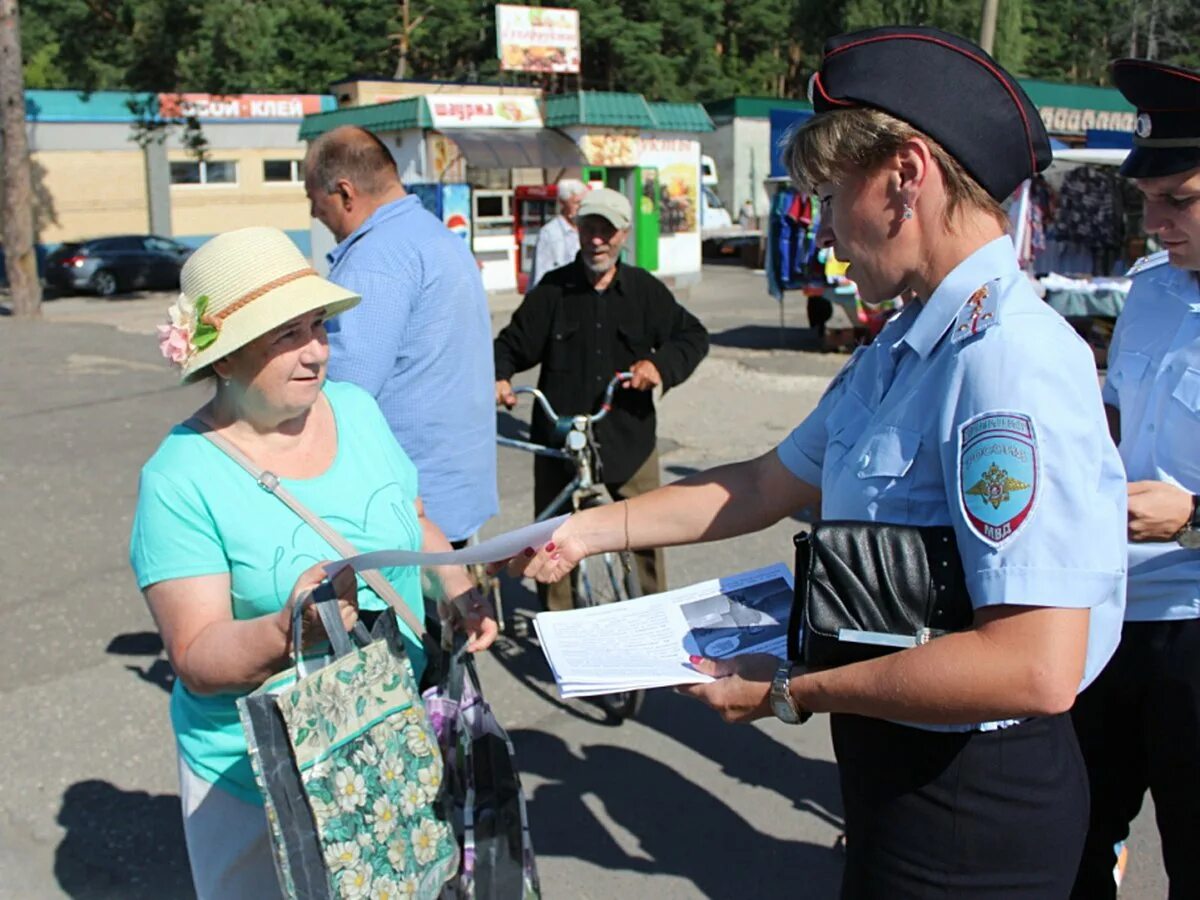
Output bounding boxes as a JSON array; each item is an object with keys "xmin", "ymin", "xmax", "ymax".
[{"xmin": 533, "ymin": 563, "xmax": 794, "ymax": 698}]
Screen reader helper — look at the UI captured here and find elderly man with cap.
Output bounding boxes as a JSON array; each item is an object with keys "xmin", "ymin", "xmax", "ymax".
[
  {"xmin": 494, "ymin": 187, "xmax": 709, "ymax": 611},
  {"xmin": 529, "ymin": 177, "xmax": 587, "ymax": 289},
  {"xmin": 1070, "ymin": 59, "xmax": 1200, "ymax": 900},
  {"xmin": 504, "ymin": 27, "xmax": 1126, "ymax": 897}
]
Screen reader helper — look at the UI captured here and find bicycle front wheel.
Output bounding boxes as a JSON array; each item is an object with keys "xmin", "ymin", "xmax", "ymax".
[{"xmin": 573, "ymin": 519, "xmax": 644, "ymax": 721}]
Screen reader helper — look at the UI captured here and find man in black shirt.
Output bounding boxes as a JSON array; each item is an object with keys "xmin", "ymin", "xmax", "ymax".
[{"xmin": 495, "ymin": 188, "xmax": 710, "ymax": 610}]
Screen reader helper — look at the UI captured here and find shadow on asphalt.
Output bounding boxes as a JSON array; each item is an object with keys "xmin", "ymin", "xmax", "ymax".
[
  {"xmin": 489, "ymin": 578, "xmax": 628, "ymax": 727},
  {"xmin": 489, "ymin": 579, "xmax": 846, "ymax": 894},
  {"xmin": 512, "ymin": 700, "xmax": 844, "ymax": 894},
  {"xmin": 709, "ymin": 324, "xmax": 824, "ymax": 353},
  {"xmin": 107, "ymin": 631, "xmax": 176, "ymax": 693},
  {"xmin": 54, "ymin": 780, "xmax": 193, "ymax": 899}
]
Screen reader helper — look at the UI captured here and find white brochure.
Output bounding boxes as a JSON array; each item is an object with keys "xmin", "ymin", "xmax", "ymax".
[
  {"xmin": 533, "ymin": 562, "xmax": 794, "ymax": 698},
  {"xmin": 323, "ymin": 515, "xmax": 570, "ymax": 575}
]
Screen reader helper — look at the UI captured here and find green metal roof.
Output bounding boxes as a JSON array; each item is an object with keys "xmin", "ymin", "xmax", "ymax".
[
  {"xmin": 544, "ymin": 91, "xmax": 656, "ymax": 129},
  {"xmin": 1017, "ymin": 79, "xmax": 1132, "ymax": 112},
  {"xmin": 646, "ymin": 101, "xmax": 714, "ymax": 132},
  {"xmin": 704, "ymin": 81, "xmax": 1130, "ymax": 123},
  {"xmin": 298, "ymin": 96, "xmax": 429, "ymax": 139},
  {"xmin": 704, "ymin": 96, "xmax": 813, "ymax": 122}
]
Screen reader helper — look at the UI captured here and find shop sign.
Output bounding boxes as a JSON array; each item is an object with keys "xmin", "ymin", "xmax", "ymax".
[
  {"xmin": 495, "ymin": 4, "xmax": 581, "ymax": 74},
  {"xmin": 158, "ymin": 93, "xmax": 326, "ymax": 120},
  {"xmin": 1038, "ymin": 106, "xmax": 1135, "ymax": 136},
  {"xmin": 425, "ymin": 93, "xmax": 543, "ymax": 129}
]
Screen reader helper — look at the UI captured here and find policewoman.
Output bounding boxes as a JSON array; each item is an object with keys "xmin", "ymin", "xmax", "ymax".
[
  {"xmin": 509, "ymin": 27, "xmax": 1127, "ymax": 897},
  {"xmin": 1070, "ymin": 60, "xmax": 1200, "ymax": 900}
]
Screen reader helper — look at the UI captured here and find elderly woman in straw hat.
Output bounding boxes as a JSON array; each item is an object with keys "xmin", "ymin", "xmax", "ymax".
[
  {"xmin": 505, "ymin": 27, "xmax": 1128, "ymax": 897},
  {"xmin": 130, "ymin": 226, "xmax": 497, "ymax": 899}
]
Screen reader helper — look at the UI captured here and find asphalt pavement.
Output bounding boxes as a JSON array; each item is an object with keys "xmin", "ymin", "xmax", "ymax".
[{"xmin": 0, "ymin": 264, "xmax": 1163, "ymax": 898}]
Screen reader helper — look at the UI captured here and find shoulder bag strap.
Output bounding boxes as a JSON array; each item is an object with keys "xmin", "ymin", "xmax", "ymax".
[{"xmin": 184, "ymin": 417, "xmax": 432, "ymax": 647}]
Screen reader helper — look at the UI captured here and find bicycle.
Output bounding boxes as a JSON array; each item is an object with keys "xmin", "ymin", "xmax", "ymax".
[{"xmin": 496, "ymin": 371, "xmax": 645, "ymax": 721}]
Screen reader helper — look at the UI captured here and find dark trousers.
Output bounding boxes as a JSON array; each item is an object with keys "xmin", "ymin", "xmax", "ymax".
[
  {"xmin": 832, "ymin": 713, "xmax": 1089, "ymax": 899},
  {"xmin": 1071, "ymin": 618, "xmax": 1200, "ymax": 900},
  {"xmin": 533, "ymin": 449, "xmax": 664, "ymax": 611}
]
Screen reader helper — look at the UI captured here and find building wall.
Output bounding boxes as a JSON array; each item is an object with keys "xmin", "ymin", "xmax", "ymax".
[
  {"xmin": 699, "ymin": 121, "xmax": 736, "ymax": 213},
  {"xmin": 333, "ymin": 79, "xmax": 541, "ymax": 108},
  {"xmin": 16, "ymin": 94, "xmax": 331, "ymax": 267},
  {"xmin": 168, "ymin": 145, "xmax": 310, "ymax": 244},
  {"xmin": 31, "ymin": 148, "xmax": 149, "ymax": 244},
  {"xmin": 732, "ymin": 117, "xmax": 772, "ymax": 219}
]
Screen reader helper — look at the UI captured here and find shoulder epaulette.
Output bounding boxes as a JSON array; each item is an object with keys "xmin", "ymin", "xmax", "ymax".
[
  {"xmin": 1125, "ymin": 250, "xmax": 1170, "ymax": 277},
  {"xmin": 951, "ymin": 279, "xmax": 1002, "ymax": 345}
]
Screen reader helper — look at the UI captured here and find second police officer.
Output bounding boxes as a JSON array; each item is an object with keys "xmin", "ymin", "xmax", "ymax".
[{"xmin": 1070, "ymin": 58, "xmax": 1200, "ymax": 900}]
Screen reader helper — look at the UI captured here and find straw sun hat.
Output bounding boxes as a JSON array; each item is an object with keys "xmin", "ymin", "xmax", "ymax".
[{"xmin": 156, "ymin": 226, "xmax": 359, "ymax": 382}]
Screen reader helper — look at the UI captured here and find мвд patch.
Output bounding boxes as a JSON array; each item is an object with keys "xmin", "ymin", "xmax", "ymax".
[{"xmin": 958, "ymin": 411, "xmax": 1040, "ymax": 546}]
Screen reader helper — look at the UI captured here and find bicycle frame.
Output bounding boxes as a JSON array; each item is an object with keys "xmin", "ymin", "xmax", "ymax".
[{"xmin": 497, "ymin": 372, "xmax": 631, "ymax": 521}]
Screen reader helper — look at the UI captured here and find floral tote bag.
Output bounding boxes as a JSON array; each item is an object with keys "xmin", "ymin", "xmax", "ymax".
[{"xmin": 239, "ymin": 593, "xmax": 459, "ymax": 900}]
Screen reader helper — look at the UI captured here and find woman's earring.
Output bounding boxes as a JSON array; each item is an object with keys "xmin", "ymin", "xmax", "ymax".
[{"xmin": 901, "ymin": 203, "xmax": 914, "ymax": 221}]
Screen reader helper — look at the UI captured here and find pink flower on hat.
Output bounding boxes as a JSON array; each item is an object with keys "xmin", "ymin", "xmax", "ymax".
[
  {"xmin": 157, "ymin": 322, "xmax": 192, "ymax": 365},
  {"xmin": 156, "ymin": 292, "xmax": 219, "ymax": 370}
]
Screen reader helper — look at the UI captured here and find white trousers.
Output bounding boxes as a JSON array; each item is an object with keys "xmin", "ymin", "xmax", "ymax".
[{"xmin": 178, "ymin": 756, "xmax": 282, "ymax": 900}]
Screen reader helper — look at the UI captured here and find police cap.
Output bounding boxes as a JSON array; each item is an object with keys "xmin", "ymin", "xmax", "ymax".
[
  {"xmin": 1111, "ymin": 58, "xmax": 1200, "ymax": 179},
  {"xmin": 808, "ymin": 26, "xmax": 1052, "ymax": 201}
]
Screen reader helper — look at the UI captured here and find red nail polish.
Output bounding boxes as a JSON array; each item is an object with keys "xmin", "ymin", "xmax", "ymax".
[
  {"xmin": 688, "ymin": 655, "xmax": 703, "ymax": 664},
  {"xmin": 523, "ymin": 547, "xmax": 535, "ymax": 558},
  {"xmin": 545, "ymin": 542, "xmax": 556, "ymax": 552}
]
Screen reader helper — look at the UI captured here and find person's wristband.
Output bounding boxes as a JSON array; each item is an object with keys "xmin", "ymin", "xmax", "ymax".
[{"xmin": 623, "ymin": 499, "xmax": 631, "ymax": 552}]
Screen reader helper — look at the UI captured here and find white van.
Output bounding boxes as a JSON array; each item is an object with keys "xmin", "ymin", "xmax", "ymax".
[{"xmin": 701, "ymin": 154, "xmax": 719, "ymax": 187}]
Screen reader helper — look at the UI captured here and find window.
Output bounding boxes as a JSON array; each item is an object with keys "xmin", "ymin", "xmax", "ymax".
[
  {"xmin": 145, "ymin": 237, "xmax": 187, "ymax": 255},
  {"xmin": 170, "ymin": 160, "xmax": 239, "ymax": 186},
  {"xmin": 91, "ymin": 237, "xmax": 143, "ymax": 252},
  {"xmin": 263, "ymin": 159, "xmax": 302, "ymax": 183}
]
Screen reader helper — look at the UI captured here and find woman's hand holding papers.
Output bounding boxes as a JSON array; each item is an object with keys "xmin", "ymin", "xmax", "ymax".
[{"xmin": 677, "ymin": 653, "xmax": 778, "ymax": 723}]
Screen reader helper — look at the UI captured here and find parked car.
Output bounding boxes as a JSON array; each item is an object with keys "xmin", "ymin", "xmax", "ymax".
[{"xmin": 44, "ymin": 235, "xmax": 192, "ymax": 296}]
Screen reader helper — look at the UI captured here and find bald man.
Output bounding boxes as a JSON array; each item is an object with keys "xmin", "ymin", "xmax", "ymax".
[{"xmin": 304, "ymin": 126, "xmax": 498, "ymax": 545}]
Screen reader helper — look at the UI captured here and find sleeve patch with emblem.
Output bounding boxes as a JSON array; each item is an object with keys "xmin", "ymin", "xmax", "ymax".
[{"xmin": 958, "ymin": 411, "xmax": 1040, "ymax": 546}]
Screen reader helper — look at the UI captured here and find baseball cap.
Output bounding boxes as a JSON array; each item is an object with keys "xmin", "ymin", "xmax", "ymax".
[{"xmin": 577, "ymin": 188, "xmax": 632, "ymax": 230}]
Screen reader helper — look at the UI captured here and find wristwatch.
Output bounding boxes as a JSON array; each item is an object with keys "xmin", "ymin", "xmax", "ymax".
[
  {"xmin": 770, "ymin": 661, "xmax": 812, "ymax": 725},
  {"xmin": 1176, "ymin": 494, "xmax": 1200, "ymax": 549}
]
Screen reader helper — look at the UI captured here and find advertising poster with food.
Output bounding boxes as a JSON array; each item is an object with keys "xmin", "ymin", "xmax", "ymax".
[
  {"xmin": 496, "ymin": 4, "xmax": 581, "ymax": 74},
  {"xmin": 426, "ymin": 133, "xmax": 465, "ymax": 182},
  {"xmin": 578, "ymin": 132, "xmax": 638, "ymax": 167},
  {"xmin": 638, "ymin": 138, "xmax": 700, "ymax": 236}
]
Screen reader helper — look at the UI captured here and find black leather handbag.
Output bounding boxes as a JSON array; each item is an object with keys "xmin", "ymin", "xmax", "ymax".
[{"xmin": 786, "ymin": 522, "xmax": 975, "ymax": 668}]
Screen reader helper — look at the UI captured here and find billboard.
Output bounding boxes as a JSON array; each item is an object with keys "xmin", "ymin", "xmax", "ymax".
[{"xmin": 495, "ymin": 4, "xmax": 581, "ymax": 74}]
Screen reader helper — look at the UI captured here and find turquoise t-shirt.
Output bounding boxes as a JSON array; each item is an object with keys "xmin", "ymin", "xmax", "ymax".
[{"xmin": 129, "ymin": 380, "xmax": 427, "ymax": 805}]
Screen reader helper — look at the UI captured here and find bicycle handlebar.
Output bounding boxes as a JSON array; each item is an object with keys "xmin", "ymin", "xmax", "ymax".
[{"xmin": 509, "ymin": 371, "xmax": 632, "ymax": 425}]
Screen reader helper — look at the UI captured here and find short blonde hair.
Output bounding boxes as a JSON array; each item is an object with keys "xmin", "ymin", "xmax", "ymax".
[{"xmin": 784, "ymin": 107, "xmax": 1007, "ymax": 228}]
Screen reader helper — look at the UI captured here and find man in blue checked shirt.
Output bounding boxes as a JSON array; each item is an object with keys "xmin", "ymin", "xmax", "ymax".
[{"xmin": 303, "ymin": 126, "xmax": 497, "ymax": 545}]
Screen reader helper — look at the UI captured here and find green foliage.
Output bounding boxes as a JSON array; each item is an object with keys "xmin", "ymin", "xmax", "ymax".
[{"xmin": 18, "ymin": 0, "xmax": 1200, "ymax": 108}]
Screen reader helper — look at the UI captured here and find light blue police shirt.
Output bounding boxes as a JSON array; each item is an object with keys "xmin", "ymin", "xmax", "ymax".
[
  {"xmin": 325, "ymin": 195, "xmax": 499, "ymax": 543},
  {"xmin": 776, "ymin": 237, "xmax": 1127, "ymax": 728},
  {"xmin": 1103, "ymin": 252, "xmax": 1200, "ymax": 621}
]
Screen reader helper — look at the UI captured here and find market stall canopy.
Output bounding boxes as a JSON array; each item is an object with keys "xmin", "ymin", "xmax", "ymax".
[
  {"xmin": 437, "ymin": 128, "xmax": 584, "ymax": 169},
  {"xmin": 1052, "ymin": 148, "xmax": 1130, "ymax": 167}
]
